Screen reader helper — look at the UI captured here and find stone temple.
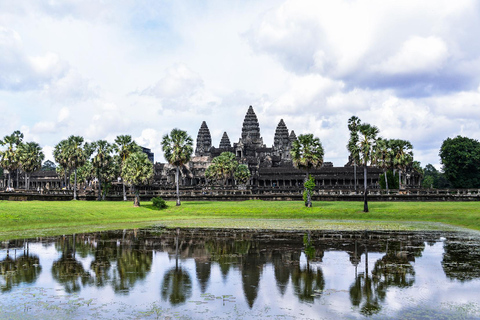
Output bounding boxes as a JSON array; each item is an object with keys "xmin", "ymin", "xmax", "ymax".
[{"xmin": 154, "ymin": 105, "xmax": 421, "ymax": 189}]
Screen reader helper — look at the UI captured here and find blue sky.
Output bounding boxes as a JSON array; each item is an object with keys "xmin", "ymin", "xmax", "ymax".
[{"xmin": 1, "ymin": 0, "xmax": 480, "ymax": 168}]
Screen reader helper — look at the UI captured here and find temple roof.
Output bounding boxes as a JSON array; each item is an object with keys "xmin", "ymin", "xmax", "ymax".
[{"xmin": 289, "ymin": 130, "xmax": 297, "ymax": 141}]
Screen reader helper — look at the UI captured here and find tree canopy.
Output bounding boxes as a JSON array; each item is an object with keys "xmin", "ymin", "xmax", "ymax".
[{"xmin": 439, "ymin": 136, "xmax": 480, "ymax": 188}]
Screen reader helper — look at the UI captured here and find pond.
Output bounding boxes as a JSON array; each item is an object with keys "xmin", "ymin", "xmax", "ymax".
[{"xmin": 1, "ymin": 228, "xmax": 480, "ymax": 319}]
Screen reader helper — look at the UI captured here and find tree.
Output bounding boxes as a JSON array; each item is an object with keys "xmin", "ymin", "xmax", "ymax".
[
  {"xmin": 161, "ymin": 129, "xmax": 193, "ymax": 206},
  {"xmin": 348, "ymin": 116, "xmax": 362, "ymax": 192},
  {"xmin": 122, "ymin": 152, "xmax": 154, "ymax": 207},
  {"xmin": 114, "ymin": 135, "xmax": 140, "ymax": 201},
  {"xmin": 41, "ymin": 160, "xmax": 56, "ymax": 171},
  {"xmin": 53, "ymin": 139, "xmax": 70, "ymax": 189},
  {"xmin": 439, "ymin": 136, "xmax": 480, "ymax": 188},
  {"xmin": 390, "ymin": 139, "xmax": 413, "ymax": 189},
  {"xmin": 348, "ymin": 119, "xmax": 379, "ymax": 212},
  {"xmin": 205, "ymin": 152, "xmax": 238, "ymax": 186},
  {"xmin": 0, "ymin": 130, "xmax": 24, "ymax": 188},
  {"xmin": 65, "ymin": 136, "xmax": 88, "ymax": 200},
  {"xmin": 234, "ymin": 164, "xmax": 251, "ymax": 185},
  {"xmin": 91, "ymin": 140, "xmax": 114, "ymax": 201},
  {"xmin": 421, "ymin": 164, "xmax": 451, "ymax": 189},
  {"xmin": 18, "ymin": 142, "xmax": 45, "ymax": 190},
  {"xmin": 291, "ymin": 134, "xmax": 324, "ymax": 207},
  {"xmin": 374, "ymin": 138, "xmax": 391, "ymax": 192}
]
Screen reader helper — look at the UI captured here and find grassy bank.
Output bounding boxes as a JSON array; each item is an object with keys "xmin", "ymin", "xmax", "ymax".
[{"xmin": 1, "ymin": 200, "xmax": 479, "ymax": 240}]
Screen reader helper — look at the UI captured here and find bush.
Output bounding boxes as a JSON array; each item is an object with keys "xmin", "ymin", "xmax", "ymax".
[{"xmin": 152, "ymin": 197, "xmax": 168, "ymax": 209}]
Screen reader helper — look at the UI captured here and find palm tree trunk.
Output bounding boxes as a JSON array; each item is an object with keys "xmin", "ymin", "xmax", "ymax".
[
  {"xmin": 73, "ymin": 169, "xmax": 77, "ymax": 200},
  {"xmin": 384, "ymin": 169, "xmax": 389, "ymax": 193},
  {"xmin": 16, "ymin": 169, "xmax": 19, "ymax": 189},
  {"xmin": 26, "ymin": 173, "xmax": 29, "ymax": 190},
  {"xmin": 8, "ymin": 172, "xmax": 11, "ymax": 188},
  {"xmin": 123, "ymin": 182, "xmax": 127, "ymax": 201},
  {"xmin": 97, "ymin": 173, "xmax": 102, "ymax": 201},
  {"xmin": 176, "ymin": 166, "xmax": 181, "ymax": 206},
  {"xmin": 364, "ymin": 166, "xmax": 368, "ymax": 213},
  {"xmin": 354, "ymin": 163, "xmax": 357, "ymax": 193},
  {"xmin": 305, "ymin": 172, "xmax": 312, "ymax": 208},
  {"xmin": 399, "ymin": 170, "xmax": 402, "ymax": 189},
  {"xmin": 133, "ymin": 185, "xmax": 140, "ymax": 207}
]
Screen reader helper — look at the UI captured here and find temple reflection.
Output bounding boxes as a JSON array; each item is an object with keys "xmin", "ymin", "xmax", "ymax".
[{"xmin": 2, "ymin": 228, "xmax": 478, "ymax": 315}]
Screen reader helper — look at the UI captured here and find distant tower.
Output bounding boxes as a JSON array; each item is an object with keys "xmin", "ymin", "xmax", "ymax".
[
  {"xmin": 219, "ymin": 132, "xmax": 231, "ymax": 149},
  {"xmin": 274, "ymin": 119, "xmax": 292, "ymax": 161},
  {"xmin": 289, "ymin": 130, "xmax": 297, "ymax": 143},
  {"xmin": 240, "ymin": 105, "xmax": 263, "ymax": 146},
  {"xmin": 195, "ymin": 121, "xmax": 212, "ymax": 156}
]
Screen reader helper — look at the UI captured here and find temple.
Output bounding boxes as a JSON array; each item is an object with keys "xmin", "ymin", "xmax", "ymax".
[{"xmin": 155, "ymin": 105, "xmax": 421, "ymax": 190}]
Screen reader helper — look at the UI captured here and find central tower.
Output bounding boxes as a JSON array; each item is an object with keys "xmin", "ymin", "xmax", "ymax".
[{"xmin": 240, "ymin": 105, "xmax": 263, "ymax": 146}]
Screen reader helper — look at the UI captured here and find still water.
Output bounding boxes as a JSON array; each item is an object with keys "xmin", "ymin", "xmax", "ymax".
[{"xmin": 1, "ymin": 228, "xmax": 480, "ymax": 319}]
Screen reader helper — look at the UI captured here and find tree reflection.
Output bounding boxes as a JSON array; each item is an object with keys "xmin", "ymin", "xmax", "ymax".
[
  {"xmin": 161, "ymin": 231, "xmax": 192, "ymax": 305},
  {"xmin": 51, "ymin": 235, "xmax": 91, "ymax": 293},
  {"xmin": 349, "ymin": 246, "xmax": 382, "ymax": 316},
  {"xmin": 442, "ymin": 238, "xmax": 480, "ymax": 281},
  {"xmin": 0, "ymin": 247, "xmax": 41, "ymax": 292},
  {"xmin": 112, "ymin": 243, "xmax": 153, "ymax": 293},
  {"xmin": 241, "ymin": 242, "xmax": 264, "ymax": 309},
  {"xmin": 291, "ymin": 264, "xmax": 325, "ymax": 303}
]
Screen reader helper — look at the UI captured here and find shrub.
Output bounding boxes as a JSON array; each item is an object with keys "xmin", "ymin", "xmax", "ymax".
[{"xmin": 152, "ymin": 197, "xmax": 168, "ymax": 209}]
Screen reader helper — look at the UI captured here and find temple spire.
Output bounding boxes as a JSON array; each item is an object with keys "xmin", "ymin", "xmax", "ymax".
[
  {"xmin": 195, "ymin": 121, "xmax": 212, "ymax": 156},
  {"xmin": 274, "ymin": 119, "xmax": 289, "ymax": 149},
  {"xmin": 219, "ymin": 132, "xmax": 231, "ymax": 148},
  {"xmin": 241, "ymin": 105, "xmax": 262, "ymax": 145}
]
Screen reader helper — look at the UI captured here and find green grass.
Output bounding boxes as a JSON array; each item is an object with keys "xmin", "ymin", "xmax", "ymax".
[{"xmin": 1, "ymin": 200, "xmax": 480, "ymax": 240}]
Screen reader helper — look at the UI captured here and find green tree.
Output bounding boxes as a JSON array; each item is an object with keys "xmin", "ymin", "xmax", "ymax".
[
  {"xmin": 66, "ymin": 136, "xmax": 88, "ymax": 200},
  {"xmin": 374, "ymin": 138, "xmax": 392, "ymax": 192},
  {"xmin": 347, "ymin": 116, "xmax": 362, "ymax": 192},
  {"xmin": 234, "ymin": 164, "xmax": 251, "ymax": 185},
  {"xmin": 348, "ymin": 119, "xmax": 379, "ymax": 212},
  {"xmin": 18, "ymin": 142, "xmax": 45, "ymax": 190},
  {"xmin": 421, "ymin": 164, "xmax": 451, "ymax": 189},
  {"xmin": 439, "ymin": 136, "xmax": 480, "ymax": 188},
  {"xmin": 291, "ymin": 134, "xmax": 324, "ymax": 207},
  {"xmin": 91, "ymin": 140, "xmax": 114, "ymax": 201},
  {"xmin": 41, "ymin": 160, "xmax": 56, "ymax": 171},
  {"xmin": 390, "ymin": 139, "xmax": 413, "ymax": 189},
  {"xmin": 53, "ymin": 139, "xmax": 70, "ymax": 189},
  {"xmin": 0, "ymin": 130, "xmax": 24, "ymax": 188},
  {"xmin": 205, "ymin": 152, "xmax": 238, "ymax": 186},
  {"xmin": 121, "ymin": 151, "xmax": 154, "ymax": 207},
  {"xmin": 114, "ymin": 135, "xmax": 140, "ymax": 201},
  {"xmin": 162, "ymin": 129, "xmax": 193, "ymax": 206}
]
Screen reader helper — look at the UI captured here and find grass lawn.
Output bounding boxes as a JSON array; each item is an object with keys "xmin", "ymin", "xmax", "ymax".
[{"xmin": 1, "ymin": 199, "xmax": 480, "ymax": 240}]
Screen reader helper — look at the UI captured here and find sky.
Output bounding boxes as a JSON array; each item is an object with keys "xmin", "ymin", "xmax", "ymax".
[{"xmin": 1, "ymin": 0, "xmax": 480, "ymax": 168}]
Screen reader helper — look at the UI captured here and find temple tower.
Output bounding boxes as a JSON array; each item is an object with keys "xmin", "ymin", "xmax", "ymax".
[
  {"xmin": 219, "ymin": 132, "xmax": 231, "ymax": 149},
  {"xmin": 195, "ymin": 121, "xmax": 212, "ymax": 156},
  {"xmin": 240, "ymin": 106, "xmax": 263, "ymax": 146},
  {"xmin": 273, "ymin": 119, "xmax": 290, "ymax": 150},
  {"xmin": 289, "ymin": 130, "xmax": 297, "ymax": 142}
]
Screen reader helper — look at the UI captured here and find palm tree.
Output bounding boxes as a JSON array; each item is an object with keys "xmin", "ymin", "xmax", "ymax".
[
  {"xmin": 161, "ymin": 129, "xmax": 193, "ymax": 206},
  {"xmin": 121, "ymin": 151, "xmax": 153, "ymax": 206},
  {"xmin": 234, "ymin": 164, "xmax": 251, "ymax": 186},
  {"xmin": 18, "ymin": 142, "xmax": 45, "ymax": 190},
  {"xmin": 53, "ymin": 139, "xmax": 70, "ymax": 189},
  {"xmin": 348, "ymin": 121, "xmax": 379, "ymax": 213},
  {"xmin": 0, "ymin": 131, "xmax": 24, "ymax": 189},
  {"xmin": 114, "ymin": 135, "xmax": 140, "ymax": 201},
  {"xmin": 205, "ymin": 152, "xmax": 238, "ymax": 186},
  {"xmin": 66, "ymin": 136, "xmax": 88, "ymax": 200},
  {"xmin": 91, "ymin": 140, "xmax": 114, "ymax": 201},
  {"xmin": 374, "ymin": 138, "xmax": 391, "ymax": 193},
  {"xmin": 290, "ymin": 134, "xmax": 324, "ymax": 207},
  {"xmin": 348, "ymin": 116, "xmax": 361, "ymax": 193},
  {"xmin": 390, "ymin": 139, "xmax": 413, "ymax": 189}
]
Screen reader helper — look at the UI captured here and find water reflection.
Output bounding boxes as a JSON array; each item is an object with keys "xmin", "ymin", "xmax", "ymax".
[
  {"xmin": 0, "ymin": 243, "xmax": 41, "ymax": 292},
  {"xmin": 1, "ymin": 229, "xmax": 480, "ymax": 319}
]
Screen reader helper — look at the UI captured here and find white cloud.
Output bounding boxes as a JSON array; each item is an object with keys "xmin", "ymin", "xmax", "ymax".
[{"xmin": 374, "ymin": 36, "xmax": 449, "ymax": 75}]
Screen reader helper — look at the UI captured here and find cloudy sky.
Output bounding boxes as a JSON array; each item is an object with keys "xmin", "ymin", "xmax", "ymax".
[{"xmin": 1, "ymin": 0, "xmax": 479, "ymax": 168}]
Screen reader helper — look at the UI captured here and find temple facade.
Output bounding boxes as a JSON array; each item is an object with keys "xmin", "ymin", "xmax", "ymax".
[{"xmin": 155, "ymin": 105, "xmax": 421, "ymax": 190}]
